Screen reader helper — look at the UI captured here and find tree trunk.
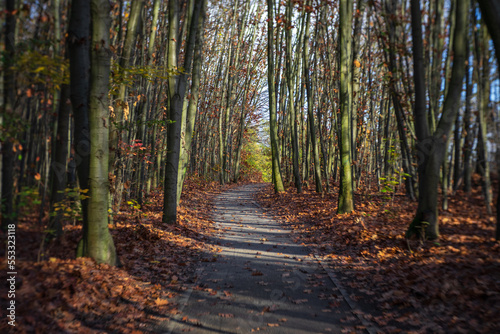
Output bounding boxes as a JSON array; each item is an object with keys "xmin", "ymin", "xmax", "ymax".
[
  {"xmin": 68, "ymin": 0, "xmax": 91, "ymax": 231},
  {"xmin": 177, "ymin": 0, "xmax": 207, "ymax": 202},
  {"xmin": 475, "ymin": 23, "xmax": 493, "ymax": 214},
  {"xmin": 1, "ymin": 0, "xmax": 16, "ymax": 230},
  {"xmin": 286, "ymin": 0, "xmax": 302, "ymax": 193},
  {"xmin": 476, "ymin": 0, "xmax": 500, "ymax": 239},
  {"xmin": 303, "ymin": 1, "xmax": 322, "ymax": 193},
  {"xmin": 267, "ymin": 0, "xmax": 285, "ymax": 193},
  {"xmin": 337, "ymin": 0, "xmax": 354, "ymax": 213},
  {"xmin": 163, "ymin": 0, "xmax": 181, "ymax": 224},
  {"xmin": 77, "ymin": 0, "xmax": 118, "ymax": 266},
  {"xmin": 407, "ymin": 0, "xmax": 469, "ymax": 240},
  {"xmin": 463, "ymin": 37, "xmax": 473, "ymax": 195},
  {"xmin": 48, "ymin": 84, "xmax": 71, "ymax": 237}
]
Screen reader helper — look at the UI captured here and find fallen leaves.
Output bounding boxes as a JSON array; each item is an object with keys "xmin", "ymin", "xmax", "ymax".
[
  {"xmin": 0, "ymin": 177, "xmax": 225, "ymax": 334},
  {"xmin": 255, "ymin": 182, "xmax": 500, "ymax": 334},
  {"xmin": 155, "ymin": 297, "xmax": 169, "ymax": 306}
]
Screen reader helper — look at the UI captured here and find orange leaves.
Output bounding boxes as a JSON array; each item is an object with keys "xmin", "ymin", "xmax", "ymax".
[
  {"xmin": 255, "ymin": 183, "xmax": 500, "ymax": 333},
  {"xmin": 7, "ymin": 175, "xmax": 226, "ymax": 334},
  {"xmin": 154, "ymin": 297, "xmax": 169, "ymax": 306}
]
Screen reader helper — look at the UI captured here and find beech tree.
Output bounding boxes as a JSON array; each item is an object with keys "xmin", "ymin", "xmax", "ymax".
[
  {"xmin": 337, "ymin": 0, "xmax": 354, "ymax": 213},
  {"xmin": 76, "ymin": 0, "xmax": 117, "ymax": 265}
]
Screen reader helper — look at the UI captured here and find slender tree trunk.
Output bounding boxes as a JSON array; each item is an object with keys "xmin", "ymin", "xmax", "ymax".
[
  {"xmin": 452, "ymin": 104, "xmax": 462, "ymax": 192},
  {"xmin": 164, "ymin": 0, "xmax": 203, "ymax": 222},
  {"xmin": 463, "ymin": 37, "xmax": 473, "ymax": 195},
  {"xmin": 286, "ymin": 0, "xmax": 302, "ymax": 193},
  {"xmin": 267, "ymin": 0, "xmax": 284, "ymax": 193},
  {"xmin": 303, "ymin": 2, "xmax": 322, "ymax": 193},
  {"xmin": 1, "ymin": 0, "xmax": 17, "ymax": 230},
  {"xmin": 407, "ymin": 0, "xmax": 469, "ymax": 240},
  {"xmin": 476, "ymin": 24, "xmax": 493, "ymax": 214},
  {"xmin": 48, "ymin": 84, "xmax": 71, "ymax": 237},
  {"xmin": 351, "ymin": 0, "xmax": 366, "ymax": 188},
  {"xmin": 177, "ymin": 0, "xmax": 207, "ymax": 202},
  {"xmin": 163, "ymin": 0, "xmax": 181, "ymax": 224},
  {"xmin": 337, "ymin": 0, "xmax": 354, "ymax": 213},
  {"xmin": 68, "ymin": 0, "xmax": 91, "ymax": 231},
  {"xmin": 109, "ymin": 0, "xmax": 144, "ymax": 215},
  {"xmin": 476, "ymin": 0, "xmax": 500, "ymax": 240}
]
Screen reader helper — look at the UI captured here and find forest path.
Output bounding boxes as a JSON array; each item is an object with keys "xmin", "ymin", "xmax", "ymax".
[{"xmin": 159, "ymin": 184, "xmax": 366, "ymax": 333}]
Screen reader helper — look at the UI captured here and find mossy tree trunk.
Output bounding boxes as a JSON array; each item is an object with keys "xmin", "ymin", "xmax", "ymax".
[
  {"xmin": 337, "ymin": 0, "xmax": 354, "ymax": 213},
  {"xmin": 77, "ymin": 0, "xmax": 118, "ymax": 266}
]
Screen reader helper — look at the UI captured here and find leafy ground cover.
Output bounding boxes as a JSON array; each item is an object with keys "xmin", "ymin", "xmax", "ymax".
[
  {"xmin": 0, "ymin": 177, "xmax": 225, "ymax": 333},
  {"xmin": 255, "ymin": 180, "xmax": 500, "ymax": 334},
  {"xmin": 1, "ymin": 177, "xmax": 498, "ymax": 333}
]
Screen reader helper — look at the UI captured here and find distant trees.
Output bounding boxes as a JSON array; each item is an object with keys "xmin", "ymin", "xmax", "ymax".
[{"xmin": 1, "ymin": 0, "xmax": 498, "ymax": 261}]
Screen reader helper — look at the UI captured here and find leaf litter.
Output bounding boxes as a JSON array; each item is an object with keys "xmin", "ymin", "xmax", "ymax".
[
  {"xmin": 0, "ymin": 178, "xmax": 226, "ymax": 333},
  {"xmin": 255, "ymin": 182, "xmax": 500, "ymax": 333}
]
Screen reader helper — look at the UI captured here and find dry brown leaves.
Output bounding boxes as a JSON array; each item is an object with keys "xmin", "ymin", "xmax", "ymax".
[
  {"xmin": 0, "ymin": 177, "xmax": 224, "ymax": 333},
  {"xmin": 255, "ymin": 181, "xmax": 500, "ymax": 334}
]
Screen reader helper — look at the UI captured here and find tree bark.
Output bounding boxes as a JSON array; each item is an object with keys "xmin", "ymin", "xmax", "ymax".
[
  {"xmin": 1, "ymin": 0, "xmax": 16, "ymax": 230},
  {"xmin": 177, "ymin": 0, "xmax": 207, "ymax": 202},
  {"xmin": 476, "ymin": 0, "xmax": 500, "ymax": 240},
  {"xmin": 267, "ymin": 0, "xmax": 285, "ymax": 193},
  {"xmin": 407, "ymin": 0, "xmax": 469, "ymax": 240},
  {"xmin": 77, "ymin": 0, "xmax": 118, "ymax": 266},
  {"xmin": 303, "ymin": 2, "xmax": 323, "ymax": 193},
  {"xmin": 68, "ymin": 0, "xmax": 91, "ymax": 231},
  {"xmin": 338, "ymin": 0, "xmax": 354, "ymax": 213},
  {"xmin": 286, "ymin": 0, "xmax": 302, "ymax": 193},
  {"xmin": 48, "ymin": 83, "xmax": 71, "ymax": 237},
  {"xmin": 163, "ymin": 0, "xmax": 181, "ymax": 224}
]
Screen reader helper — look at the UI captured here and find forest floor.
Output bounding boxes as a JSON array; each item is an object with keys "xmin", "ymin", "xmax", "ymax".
[
  {"xmin": 255, "ymin": 180, "xmax": 499, "ymax": 334},
  {"xmin": 0, "ymin": 177, "xmax": 229, "ymax": 334},
  {"xmin": 0, "ymin": 177, "xmax": 499, "ymax": 333}
]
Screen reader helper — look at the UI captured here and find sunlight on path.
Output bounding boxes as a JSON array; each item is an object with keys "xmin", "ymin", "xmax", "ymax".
[{"xmin": 158, "ymin": 184, "xmax": 367, "ymax": 333}]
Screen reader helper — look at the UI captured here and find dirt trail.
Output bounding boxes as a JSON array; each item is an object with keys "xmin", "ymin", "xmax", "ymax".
[{"xmin": 158, "ymin": 184, "xmax": 371, "ymax": 333}]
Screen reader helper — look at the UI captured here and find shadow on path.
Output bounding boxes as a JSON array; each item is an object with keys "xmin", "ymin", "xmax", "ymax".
[{"xmin": 156, "ymin": 184, "xmax": 366, "ymax": 334}]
